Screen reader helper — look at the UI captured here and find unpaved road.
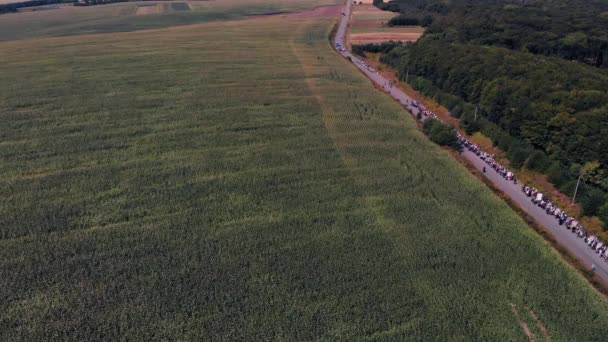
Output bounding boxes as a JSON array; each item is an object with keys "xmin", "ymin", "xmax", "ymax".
[{"xmin": 334, "ymin": 0, "xmax": 608, "ymax": 284}]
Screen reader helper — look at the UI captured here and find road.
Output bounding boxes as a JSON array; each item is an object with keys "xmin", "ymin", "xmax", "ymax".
[{"xmin": 334, "ymin": 0, "xmax": 608, "ymax": 283}]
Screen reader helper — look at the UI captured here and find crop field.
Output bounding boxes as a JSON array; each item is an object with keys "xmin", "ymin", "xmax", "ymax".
[
  {"xmin": 351, "ymin": 25, "xmax": 425, "ymax": 34},
  {"xmin": 348, "ymin": 3, "xmax": 423, "ymax": 44},
  {"xmin": 351, "ymin": 3, "xmax": 394, "ymax": 21},
  {"xmin": 2, "ymin": 2, "xmax": 608, "ymax": 341},
  {"xmin": 0, "ymin": 0, "xmax": 341, "ymax": 41},
  {"xmin": 135, "ymin": 3, "xmax": 161, "ymax": 15}
]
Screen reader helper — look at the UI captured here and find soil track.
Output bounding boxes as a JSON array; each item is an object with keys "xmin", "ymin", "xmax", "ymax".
[
  {"xmin": 283, "ymin": 4, "xmax": 342, "ymax": 18},
  {"xmin": 135, "ymin": 5, "xmax": 160, "ymax": 15},
  {"xmin": 352, "ymin": 20, "xmax": 385, "ymax": 27},
  {"xmin": 511, "ymin": 304, "xmax": 537, "ymax": 341},
  {"xmin": 352, "ymin": 4, "xmax": 386, "ymax": 13},
  {"xmin": 250, "ymin": 4, "xmax": 342, "ymax": 19},
  {"xmin": 350, "ymin": 32, "xmax": 422, "ymax": 44}
]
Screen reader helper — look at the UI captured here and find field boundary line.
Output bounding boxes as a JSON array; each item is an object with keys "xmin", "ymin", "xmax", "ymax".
[
  {"xmin": 511, "ymin": 304, "xmax": 537, "ymax": 342},
  {"xmin": 529, "ymin": 309, "xmax": 550, "ymax": 340}
]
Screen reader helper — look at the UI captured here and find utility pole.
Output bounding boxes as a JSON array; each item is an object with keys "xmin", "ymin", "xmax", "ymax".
[
  {"xmin": 405, "ymin": 67, "xmax": 409, "ymax": 83},
  {"xmin": 474, "ymin": 106, "xmax": 478, "ymax": 121},
  {"xmin": 572, "ymin": 170, "xmax": 583, "ymax": 204}
]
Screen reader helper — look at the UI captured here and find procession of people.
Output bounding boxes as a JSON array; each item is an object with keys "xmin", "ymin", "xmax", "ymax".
[{"xmin": 406, "ymin": 99, "xmax": 608, "ymax": 265}]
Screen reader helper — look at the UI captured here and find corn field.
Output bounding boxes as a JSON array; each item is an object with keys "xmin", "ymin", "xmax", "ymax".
[{"xmin": 1, "ymin": 7, "xmax": 608, "ymax": 341}]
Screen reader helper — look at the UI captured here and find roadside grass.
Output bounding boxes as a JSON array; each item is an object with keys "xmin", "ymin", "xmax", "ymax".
[
  {"xmin": 0, "ymin": 0, "xmax": 341, "ymax": 41},
  {"xmin": 1, "ymin": 10, "xmax": 608, "ymax": 341}
]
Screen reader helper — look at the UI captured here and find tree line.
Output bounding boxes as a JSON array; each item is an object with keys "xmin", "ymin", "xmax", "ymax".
[
  {"xmin": 0, "ymin": 0, "xmax": 73, "ymax": 14},
  {"xmin": 73, "ymin": 0, "xmax": 128, "ymax": 6},
  {"xmin": 357, "ymin": 36, "xmax": 608, "ymax": 224},
  {"xmin": 378, "ymin": 0, "xmax": 608, "ymax": 68}
]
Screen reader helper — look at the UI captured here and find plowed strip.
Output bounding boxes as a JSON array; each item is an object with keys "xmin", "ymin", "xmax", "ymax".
[
  {"xmin": 511, "ymin": 304, "xmax": 537, "ymax": 341},
  {"xmin": 529, "ymin": 310, "xmax": 550, "ymax": 339}
]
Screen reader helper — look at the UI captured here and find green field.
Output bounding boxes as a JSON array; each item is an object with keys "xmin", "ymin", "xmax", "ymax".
[
  {"xmin": 0, "ymin": 0, "xmax": 340, "ymax": 41},
  {"xmin": 2, "ymin": 3, "xmax": 608, "ymax": 340}
]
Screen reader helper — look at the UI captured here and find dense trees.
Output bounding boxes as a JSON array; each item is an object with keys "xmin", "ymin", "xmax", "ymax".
[
  {"xmin": 0, "ymin": 0, "xmax": 73, "ymax": 14},
  {"xmin": 422, "ymin": 118, "xmax": 461, "ymax": 151},
  {"xmin": 73, "ymin": 0, "xmax": 128, "ymax": 6},
  {"xmin": 370, "ymin": 0, "xmax": 608, "ymax": 226},
  {"xmin": 379, "ymin": 0, "xmax": 608, "ymax": 68},
  {"xmin": 383, "ymin": 40, "xmax": 608, "ymax": 188},
  {"xmin": 387, "ymin": 14, "xmax": 419, "ymax": 26},
  {"xmin": 351, "ymin": 41, "xmax": 405, "ymax": 57}
]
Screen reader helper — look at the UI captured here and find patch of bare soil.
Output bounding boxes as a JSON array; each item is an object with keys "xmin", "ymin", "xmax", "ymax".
[
  {"xmin": 352, "ymin": 20, "xmax": 385, "ymax": 27},
  {"xmin": 136, "ymin": 4, "xmax": 160, "ymax": 15},
  {"xmin": 249, "ymin": 4, "xmax": 342, "ymax": 19},
  {"xmin": 283, "ymin": 4, "xmax": 342, "ymax": 18},
  {"xmin": 352, "ymin": 3, "xmax": 385, "ymax": 12},
  {"xmin": 350, "ymin": 32, "xmax": 422, "ymax": 44},
  {"xmin": 529, "ymin": 309, "xmax": 550, "ymax": 340},
  {"xmin": 511, "ymin": 304, "xmax": 537, "ymax": 341}
]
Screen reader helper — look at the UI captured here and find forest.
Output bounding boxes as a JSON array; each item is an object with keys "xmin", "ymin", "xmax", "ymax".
[
  {"xmin": 0, "ymin": 0, "xmax": 73, "ymax": 13},
  {"xmin": 378, "ymin": 0, "xmax": 608, "ymax": 68},
  {"xmin": 369, "ymin": 0, "xmax": 608, "ymax": 226}
]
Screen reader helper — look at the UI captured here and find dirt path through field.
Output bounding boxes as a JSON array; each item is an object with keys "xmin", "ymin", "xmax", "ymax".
[
  {"xmin": 529, "ymin": 309, "xmax": 551, "ymax": 339},
  {"xmin": 135, "ymin": 5, "xmax": 160, "ymax": 15},
  {"xmin": 250, "ymin": 4, "xmax": 342, "ymax": 19},
  {"xmin": 350, "ymin": 32, "xmax": 422, "ymax": 44},
  {"xmin": 511, "ymin": 304, "xmax": 537, "ymax": 341}
]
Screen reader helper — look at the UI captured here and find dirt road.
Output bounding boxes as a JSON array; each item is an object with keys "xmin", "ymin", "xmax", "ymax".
[{"xmin": 334, "ymin": 0, "xmax": 608, "ymax": 284}]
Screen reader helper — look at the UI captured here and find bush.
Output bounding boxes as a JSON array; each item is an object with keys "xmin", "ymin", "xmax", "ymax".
[
  {"xmin": 422, "ymin": 118, "xmax": 461, "ymax": 151},
  {"xmin": 546, "ymin": 161, "xmax": 567, "ymax": 187},
  {"xmin": 581, "ymin": 187, "xmax": 605, "ymax": 216},
  {"xmin": 460, "ymin": 112, "xmax": 479, "ymax": 134},
  {"xmin": 463, "ymin": 120, "xmax": 479, "ymax": 135},
  {"xmin": 494, "ymin": 133, "xmax": 511, "ymax": 151},
  {"xmin": 559, "ymin": 180, "xmax": 578, "ymax": 197},
  {"xmin": 352, "ymin": 45, "xmax": 366, "ymax": 57},
  {"xmin": 351, "ymin": 41, "xmax": 403, "ymax": 56},
  {"xmin": 599, "ymin": 201, "xmax": 608, "ymax": 228},
  {"xmin": 411, "ymin": 76, "xmax": 430, "ymax": 91},
  {"xmin": 524, "ymin": 150, "xmax": 549, "ymax": 172},
  {"xmin": 509, "ymin": 147, "xmax": 529, "ymax": 169},
  {"xmin": 450, "ymin": 105, "xmax": 462, "ymax": 118},
  {"xmin": 388, "ymin": 14, "xmax": 420, "ymax": 26},
  {"xmin": 421, "ymin": 15, "xmax": 433, "ymax": 27}
]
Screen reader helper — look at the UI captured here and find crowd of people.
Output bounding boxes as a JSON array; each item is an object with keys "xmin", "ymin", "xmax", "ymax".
[
  {"xmin": 407, "ymin": 98, "xmax": 608, "ymax": 264},
  {"xmin": 357, "ymin": 59, "xmax": 378, "ymax": 74},
  {"xmin": 409, "ymin": 100, "xmax": 437, "ymax": 119},
  {"xmin": 458, "ymin": 134, "xmax": 516, "ymax": 183},
  {"xmin": 521, "ymin": 184, "xmax": 608, "ymax": 262},
  {"xmin": 337, "ymin": 26, "xmax": 607, "ymax": 271},
  {"xmin": 459, "ymin": 118, "xmax": 608, "ymax": 263}
]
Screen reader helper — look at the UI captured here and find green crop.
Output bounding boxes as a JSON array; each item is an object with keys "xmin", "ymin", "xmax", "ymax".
[{"xmin": 1, "ymin": 7, "xmax": 607, "ymax": 341}]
